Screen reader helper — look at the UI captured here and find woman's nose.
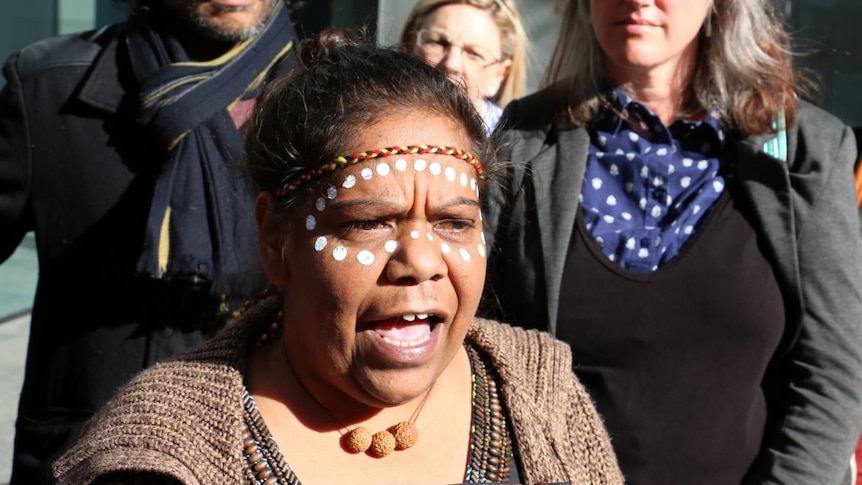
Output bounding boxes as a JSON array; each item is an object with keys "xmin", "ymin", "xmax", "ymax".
[
  {"xmin": 384, "ymin": 229, "xmax": 447, "ymax": 285},
  {"xmin": 439, "ymin": 45, "xmax": 465, "ymax": 74}
]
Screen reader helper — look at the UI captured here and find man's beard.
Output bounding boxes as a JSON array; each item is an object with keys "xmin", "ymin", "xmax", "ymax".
[{"xmin": 188, "ymin": 0, "xmax": 277, "ymax": 44}]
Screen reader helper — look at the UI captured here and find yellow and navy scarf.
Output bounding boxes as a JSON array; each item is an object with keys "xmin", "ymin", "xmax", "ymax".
[{"xmin": 128, "ymin": 3, "xmax": 295, "ymax": 296}]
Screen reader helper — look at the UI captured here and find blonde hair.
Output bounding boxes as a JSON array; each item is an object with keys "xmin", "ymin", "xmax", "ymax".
[
  {"xmin": 400, "ymin": 0, "xmax": 529, "ymax": 107},
  {"xmin": 545, "ymin": 0, "xmax": 808, "ymax": 135}
]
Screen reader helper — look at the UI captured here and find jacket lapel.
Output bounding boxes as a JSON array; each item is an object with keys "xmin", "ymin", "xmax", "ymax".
[
  {"xmin": 530, "ymin": 125, "xmax": 590, "ymax": 334},
  {"xmin": 735, "ymin": 135, "xmax": 802, "ymax": 321}
]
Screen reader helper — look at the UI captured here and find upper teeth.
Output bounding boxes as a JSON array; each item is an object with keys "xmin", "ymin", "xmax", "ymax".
[{"xmin": 402, "ymin": 313, "xmax": 430, "ymax": 322}]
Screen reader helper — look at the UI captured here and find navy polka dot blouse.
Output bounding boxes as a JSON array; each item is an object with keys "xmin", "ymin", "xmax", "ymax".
[{"xmin": 580, "ymin": 90, "xmax": 731, "ymax": 272}]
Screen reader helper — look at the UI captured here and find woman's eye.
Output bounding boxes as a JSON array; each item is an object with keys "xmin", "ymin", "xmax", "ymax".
[
  {"xmin": 345, "ymin": 220, "xmax": 389, "ymax": 232},
  {"xmin": 434, "ymin": 219, "xmax": 476, "ymax": 237}
]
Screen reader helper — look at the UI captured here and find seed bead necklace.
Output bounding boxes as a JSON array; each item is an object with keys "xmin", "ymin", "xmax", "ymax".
[{"xmin": 281, "ymin": 336, "xmax": 434, "ymax": 458}]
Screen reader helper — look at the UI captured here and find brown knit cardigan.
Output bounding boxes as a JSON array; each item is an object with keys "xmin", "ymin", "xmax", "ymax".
[{"xmin": 54, "ymin": 297, "xmax": 624, "ymax": 485}]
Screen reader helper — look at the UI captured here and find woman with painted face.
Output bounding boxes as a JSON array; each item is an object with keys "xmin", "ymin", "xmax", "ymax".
[
  {"xmin": 401, "ymin": 0, "xmax": 528, "ymax": 134},
  {"xmin": 485, "ymin": 0, "xmax": 862, "ymax": 484},
  {"xmin": 52, "ymin": 29, "xmax": 623, "ymax": 485}
]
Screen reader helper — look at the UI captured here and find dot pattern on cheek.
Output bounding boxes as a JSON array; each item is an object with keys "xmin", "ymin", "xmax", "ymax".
[
  {"xmin": 305, "ymin": 215, "xmax": 316, "ymax": 231},
  {"xmin": 429, "ymin": 162, "xmax": 442, "ymax": 176},
  {"xmin": 357, "ymin": 250, "xmax": 375, "ymax": 266},
  {"xmin": 481, "ymin": 232, "xmax": 486, "ymax": 245},
  {"xmin": 314, "ymin": 236, "xmax": 328, "ymax": 252},
  {"xmin": 315, "ymin": 197, "xmax": 326, "ymax": 212},
  {"xmin": 459, "ymin": 248, "xmax": 471, "ymax": 261},
  {"xmin": 477, "ymin": 244, "xmax": 486, "ymax": 258},
  {"xmin": 410, "ymin": 231, "xmax": 420, "ymax": 239},
  {"xmin": 333, "ymin": 246, "xmax": 347, "ymax": 261},
  {"xmin": 376, "ymin": 163, "xmax": 390, "ymax": 176},
  {"xmin": 395, "ymin": 159, "xmax": 408, "ymax": 171},
  {"xmin": 414, "ymin": 159, "xmax": 427, "ymax": 172},
  {"xmin": 360, "ymin": 168, "xmax": 373, "ymax": 180},
  {"xmin": 326, "ymin": 186, "xmax": 338, "ymax": 200},
  {"xmin": 342, "ymin": 175, "xmax": 356, "ymax": 189},
  {"xmin": 426, "ymin": 233, "xmax": 434, "ymax": 242},
  {"xmin": 384, "ymin": 240, "xmax": 398, "ymax": 253},
  {"xmin": 441, "ymin": 243, "xmax": 451, "ymax": 255}
]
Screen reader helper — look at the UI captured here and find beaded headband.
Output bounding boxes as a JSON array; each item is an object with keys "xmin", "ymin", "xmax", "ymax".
[{"xmin": 275, "ymin": 145, "xmax": 484, "ymax": 197}]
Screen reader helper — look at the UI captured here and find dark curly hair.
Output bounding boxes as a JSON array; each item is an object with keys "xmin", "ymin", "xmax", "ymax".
[{"xmin": 244, "ymin": 28, "xmax": 498, "ymax": 216}]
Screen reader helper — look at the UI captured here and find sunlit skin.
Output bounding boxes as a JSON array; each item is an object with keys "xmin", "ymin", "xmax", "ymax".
[
  {"xmin": 590, "ymin": 0, "xmax": 711, "ymax": 124},
  {"xmin": 247, "ymin": 111, "xmax": 482, "ymax": 483},
  {"xmin": 416, "ymin": 4, "xmax": 512, "ymax": 115},
  {"xmin": 156, "ymin": 0, "xmax": 277, "ymax": 59}
]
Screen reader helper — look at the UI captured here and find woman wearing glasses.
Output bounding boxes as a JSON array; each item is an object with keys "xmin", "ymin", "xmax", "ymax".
[{"xmin": 401, "ymin": 0, "xmax": 528, "ymax": 133}]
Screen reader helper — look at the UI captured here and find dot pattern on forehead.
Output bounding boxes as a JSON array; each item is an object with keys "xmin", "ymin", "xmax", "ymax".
[
  {"xmin": 376, "ymin": 163, "xmax": 390, "ymax": 176},
  {"xmin": 395, "ymin": 159, "xmax": 408, "ymax": 171},
  {"xmin": 305, "ymin": 215, "xmax": 316, "ymax": 231},
  {"xmin": 415, "ymin": 159, "xmax": 427, "ymax": 171},
  {"xmin": 360, "ymin": 168, "xmax": 374, "ymax": 180},
  {"xmin": 342, "ymin": 175, "xmax": 356, "ymax": 189},
  {"xmin": 276, "ymin": 145, "xmax": 484, "ymax": 196},
  {"xmin": 429, "ymin": 162, "xmax": 442, "ymax": 176},
  {"xmin": 315, "ymin": 197, "xmax": 326, "ymax": 212},
  {"xmin": 444, "ymin": 167, "xmax": 456, "ymax": 181},
  {"xmin": 326, "ymin": 186, "xmax": 338, "ymax": 199}
]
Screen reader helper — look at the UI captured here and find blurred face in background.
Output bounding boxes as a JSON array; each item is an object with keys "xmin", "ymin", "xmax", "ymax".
[
  {"xmin": 159, "ymin": 0, "xmax": 277, "ymax": 45},
  {"xmin": 415, "ymin": 4, "xmax": 512, "ymax": 114}
]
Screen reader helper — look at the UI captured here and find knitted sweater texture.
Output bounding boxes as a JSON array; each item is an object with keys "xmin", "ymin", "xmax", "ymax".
[{"xmin": 54, "ymin": 297, "xmax": 623, "ymax": 485}]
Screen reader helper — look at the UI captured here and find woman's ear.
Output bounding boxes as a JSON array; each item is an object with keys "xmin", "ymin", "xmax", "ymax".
[
  {"xmin": 485, "ymin": 58, "xmax": 512, "ymax": 99},
  {"xmin": 256, "ymin": 192, "xmax": 290, "ymax": 287}
]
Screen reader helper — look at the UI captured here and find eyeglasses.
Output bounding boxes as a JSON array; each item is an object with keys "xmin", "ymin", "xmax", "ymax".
[{"xmin": 415, "ymin": 29, "xmax": 503, "ymax": 69}]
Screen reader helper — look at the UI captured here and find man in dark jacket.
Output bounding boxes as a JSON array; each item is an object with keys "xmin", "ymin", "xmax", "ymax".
[{"xmin": 0, "ymin": 0, "xmax": 297, "ymax": 482}]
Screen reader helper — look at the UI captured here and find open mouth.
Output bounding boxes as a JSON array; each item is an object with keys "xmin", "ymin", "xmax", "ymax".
[{"xmin": 372, "ymin": 313, "xmax": 444, "ymax": 348}]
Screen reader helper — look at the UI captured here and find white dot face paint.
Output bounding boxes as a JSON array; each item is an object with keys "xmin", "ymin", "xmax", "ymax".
[
  {"xmin": 332, "ymin": 246, "xmax": 347, "ymax": 261},
  {"xmin": 315, "ymin": 197, "xmax": 326, "ymax": 212},
  {"xmin": 470, "ymin": 179, "xmax": 477, "ymax": 191},
  {"xmin": 384, "ymin": 240, "xmax": 398, "ymax": 253},
  {"xmin": 314, "ymin": 236, "xmax": 328, "ymax": 252},
  {"xmin": 360, "ymin": 168, "xmax": 374, "ymax": 180},
  {"xmin": 356, "ymin": 250, "xmax": 375, "ymax": 266},
  {"xmin": 444, "ymin": 167, "xmax": 456, "ymax": 181},
  {"xmin": 460, "ymin": 173, "xmax": 468, "ymax": 187},
  {"xmin": 477, "ymin": 244, "xmax": 486, "ymax": 258},
  {"xmin": 426, "ymin": 233, "xmax": 434, "ymax": 241},
  {"xmin": 414, "ymin": 159, "xmax": 427, "ymax": 171},
  {"xmin": 342, "ymin": 175, "xmax": 356, "ymax": 189},
  {"xmin": 429, "ymin": 162, "xmax": 442, "ymax": 176},
  {"xmin": 459, "ymin": 248, "xmax": 471, "ymax": 261},
  {"xmin": 395, "ymin": 159, "xmax": 408, "ymax": 171},
  {"xmin": 326, "ymin": 186, "xmax": 338, "ymax": 200},
  {"xmin": 306, "ymin": 215, "xmax": 317, "ymax": 231},
  {"xmin": 410, "ymin": 230, "xmax": 420, "ymax": 239},
  {"xmin": 481, "ymin": 232, "xmax": 486, "ymax": 245},
  {"xmin": 376, "ymin": 163, "xmax": 390, "ymax": 176},
  {"xmin": 441, "ymin": 243, "xmax": 451, "ymax": 254}
]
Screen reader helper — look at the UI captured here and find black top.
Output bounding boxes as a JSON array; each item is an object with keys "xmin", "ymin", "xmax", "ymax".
[{"xmin": 557, "ymin": 188, "xmax": 785, "ymax": 484}]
